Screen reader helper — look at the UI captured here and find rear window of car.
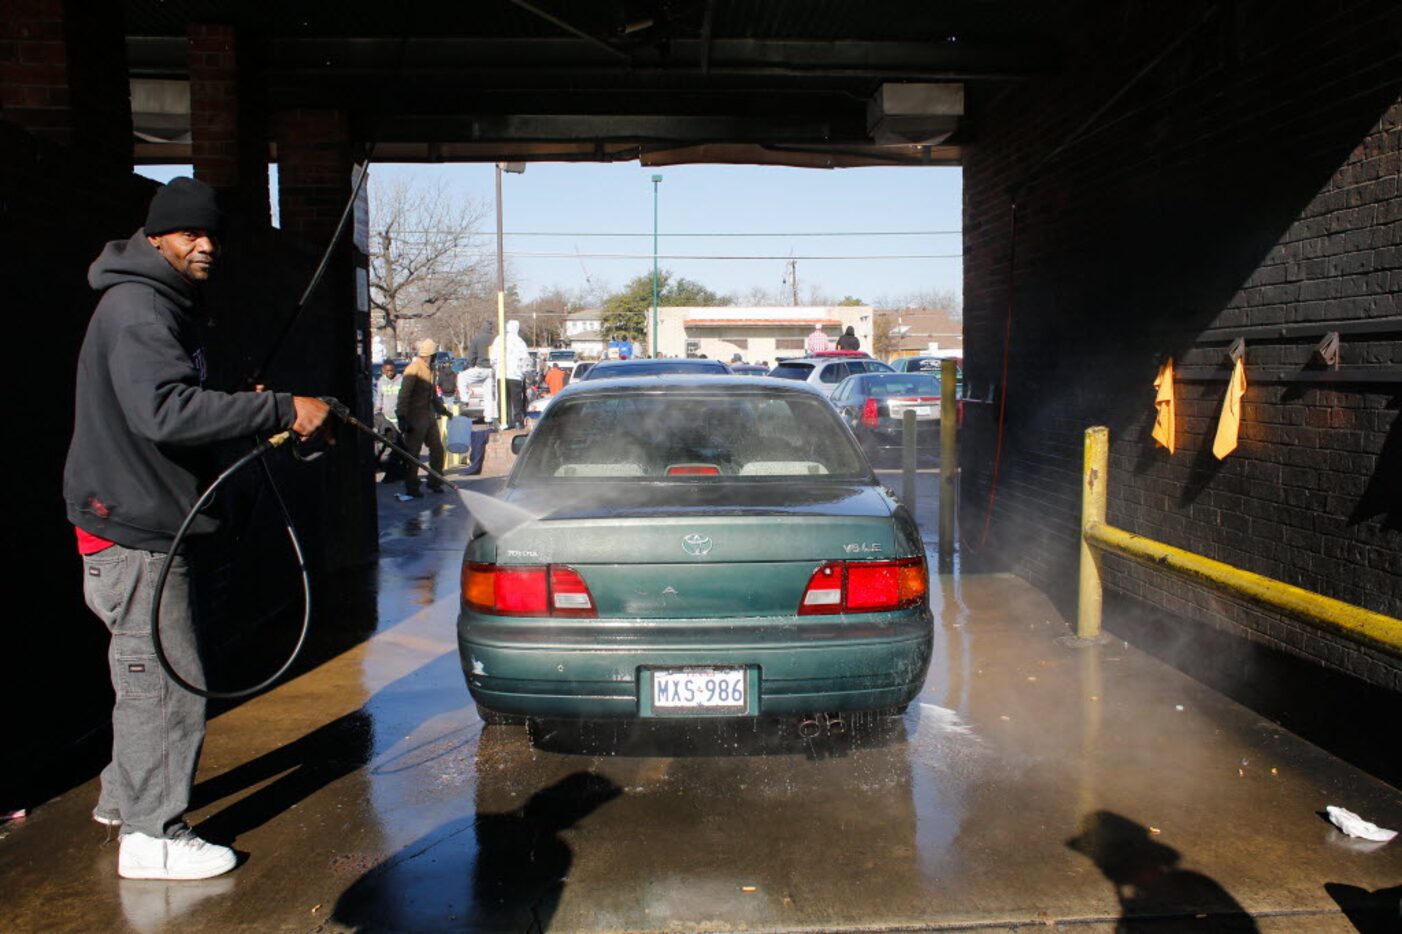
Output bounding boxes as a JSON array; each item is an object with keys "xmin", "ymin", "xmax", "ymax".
[
  {"xmin": 864, "ymin": 375, "xmax": 942, "ymax": 398},
  {"xmin": 768, "ymin": 363, "xmax": 814, "ymax": 380},
  {"xmin": 580, "ymin": 360, "xmax": 730, "ymax": 379},
  {"xmin": 516, "ymin": 392, "xmax": 869, "ymax": 480},
  {"xmin": 849, "ymin": 360, "xmax": 894, "ymax": 374}
]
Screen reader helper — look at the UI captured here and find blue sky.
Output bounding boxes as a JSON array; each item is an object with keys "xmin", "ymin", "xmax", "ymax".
[{"xmin": 138, "ymin": 162, "xmax": 962, "ymax": 306}]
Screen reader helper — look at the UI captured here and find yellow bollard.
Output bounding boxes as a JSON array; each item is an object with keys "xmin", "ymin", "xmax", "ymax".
[
  {"xmin": 1078, "ymin": 426, "xmax": 1109, "ymax": 639},
  {"xmin": 939, "ymin": 358, "xmax": 958, "ymax": 571}
]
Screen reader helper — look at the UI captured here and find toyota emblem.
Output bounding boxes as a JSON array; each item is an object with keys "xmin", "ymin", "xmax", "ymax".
[{"xmin": 681, "ymin": 533, "xmax": 713, "ymax": 556}]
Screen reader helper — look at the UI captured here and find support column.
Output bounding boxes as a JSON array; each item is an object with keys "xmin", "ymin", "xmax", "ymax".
[
  {"xmin": 188, "ymin": 23, "xmax": 268, "ymax": 224},
  {"xmin": 0, "ymin": 0, "xmax": 132, "ymax": 169},
  {"xmin": 275, "ymin": 108, "xmax": 376, "ymax": 568}
]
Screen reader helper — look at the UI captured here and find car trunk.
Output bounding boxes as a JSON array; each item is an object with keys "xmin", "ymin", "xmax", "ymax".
[
  {"xmin": 487, "ymin": 482, "xmax": 901, "ymax": 619},
  {"xmin": 881, "ymin": 396, "xmax": 940, "ymax": 423}
]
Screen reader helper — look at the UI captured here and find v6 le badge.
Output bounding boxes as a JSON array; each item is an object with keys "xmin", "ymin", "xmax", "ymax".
[{"xmin": 844, "ymin": 542, "xmax": 883, "ymax": 554}]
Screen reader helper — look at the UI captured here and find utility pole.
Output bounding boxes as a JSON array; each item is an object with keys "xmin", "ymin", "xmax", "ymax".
[
  {"xmin": 787, "ymin": 258, "xmax": 798, "ymax": 306},
  {"xmin": 651, "ymin": 174, "xmax": 663, "ymax": 357},
  {"xmin": 495, "ymin": 162, "xmax": 526, "ymax": 425}
]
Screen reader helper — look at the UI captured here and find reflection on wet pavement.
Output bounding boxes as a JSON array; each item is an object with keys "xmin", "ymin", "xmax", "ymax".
[{"xmin": 0, "ymin": 475, "xmax": 1399, "ymax": 932}]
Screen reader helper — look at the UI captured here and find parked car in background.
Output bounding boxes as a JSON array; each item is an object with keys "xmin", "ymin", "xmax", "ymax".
[
  {"xmin": 767, "ymin": 352, "xmax": 893, "ymax": 398},
  {"xmin": 568, "ymin": 361, "xmax": 594, "ymax": 383},
  {"xmin": 459, "ymin": 376, "xmax": 933, "ymax": 725},
  {"xmin": 829, "ymin": 372, "xmax": 949, "ymax": 468},
  {"xmin": 548, "ymin": 348, "xmax": 580, "ymax": 373},
  {"xmin": 892, "ymin": 355, "xmax": 963, "ymax": 379},
  {"xmin": 577, "ymin": 357, "xmax": 732, "ymax": 380},
  {"xmin": 730, "ymin": 364, "xmax": 769, "ymax": 376}
]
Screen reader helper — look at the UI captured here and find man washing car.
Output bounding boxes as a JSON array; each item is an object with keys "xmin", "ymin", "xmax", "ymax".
[{"xmin": 64, "ymin": 177, "xmax": 330, "ymax": 880}]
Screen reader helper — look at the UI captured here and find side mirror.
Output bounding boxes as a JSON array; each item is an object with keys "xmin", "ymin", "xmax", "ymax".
[{"xmin": 511, "ymin": 434, "xmax": 528, "ymax": 455}]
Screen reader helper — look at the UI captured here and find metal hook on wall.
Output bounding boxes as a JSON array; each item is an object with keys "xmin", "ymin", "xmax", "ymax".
[{"xmin": 1227, "ymin": 337, "xmax": 1247, "ymax": 363}]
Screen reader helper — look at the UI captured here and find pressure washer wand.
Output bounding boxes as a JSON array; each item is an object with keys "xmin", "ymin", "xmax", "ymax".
[{"xmin": 321, "ymin": 396, "xmax": 459, "ymax": 491}]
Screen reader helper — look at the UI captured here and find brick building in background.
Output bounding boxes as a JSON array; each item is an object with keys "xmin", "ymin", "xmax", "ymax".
[{"xmin": 877, "ymin": 306, "xmax": 964, "ymax": 361}]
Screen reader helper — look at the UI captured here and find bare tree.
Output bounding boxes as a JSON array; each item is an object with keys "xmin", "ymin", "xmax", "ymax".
[
  {"xmin": 368, "ymin": 178, "xmax": 489, "ymax": 354},
  {"xmin": 874, "ymin": 287, "xmax": 963, "ymax": 318}
]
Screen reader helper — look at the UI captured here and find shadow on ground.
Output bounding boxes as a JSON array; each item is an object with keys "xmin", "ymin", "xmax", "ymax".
[
  {"xmin": 333, "ymin": 771, "xmax": 623, "ymax": 934},
  {"xmin": 1068, "ymin": 810, "xmax": 1258, "ymax": 932}
]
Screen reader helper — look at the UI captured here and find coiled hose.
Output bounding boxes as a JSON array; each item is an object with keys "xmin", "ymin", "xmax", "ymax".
[{"xmin": 149, "ymin": 400, "xmax": 459, "ymax": 700}]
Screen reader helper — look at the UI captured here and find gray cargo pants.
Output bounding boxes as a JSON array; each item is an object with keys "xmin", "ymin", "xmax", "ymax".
[{"xmin": 82, "ymin": 545, "xmax": 205, "ymax": 839}]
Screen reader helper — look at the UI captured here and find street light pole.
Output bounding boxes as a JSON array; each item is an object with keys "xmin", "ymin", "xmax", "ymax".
[
  {"xmin": 495, "ymin": 162, "xmax": 526, "ymax": 425},
  {"xmin": 495, "ymin": 164, "xmax": 507, "ymax": 425},
  {"xmin": 651, "ymin": 174, "xmax": 662, "ymax": 358}
]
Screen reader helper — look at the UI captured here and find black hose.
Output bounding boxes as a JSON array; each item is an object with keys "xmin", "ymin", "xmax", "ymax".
[{"xmin": 149, "ymin": 433, "xmax": 312, "ymax": 700}]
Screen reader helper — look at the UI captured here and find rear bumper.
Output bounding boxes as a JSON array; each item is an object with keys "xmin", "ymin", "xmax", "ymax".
[{"xmin": 459, "ymin": 612, "xmax": 933, "ymax": 719}]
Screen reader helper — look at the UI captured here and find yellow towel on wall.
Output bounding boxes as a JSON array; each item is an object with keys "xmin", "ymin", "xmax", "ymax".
[
  {"xmin": 1212, "ymin": 357, "xmax": 1247, "ymax": 459},
  {"xmin": 1151, "ymin": 358, "xmax": 1175, "ymax": 453}
]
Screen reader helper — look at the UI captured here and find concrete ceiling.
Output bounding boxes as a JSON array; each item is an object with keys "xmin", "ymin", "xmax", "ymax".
[{"xmin": 124, "ymin": 0, "xmax": 1065, "ymax": 166}]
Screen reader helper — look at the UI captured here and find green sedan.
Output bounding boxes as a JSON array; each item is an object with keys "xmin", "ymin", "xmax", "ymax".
[{"xmin": 458, "ymin": 376, "xmax": 933, "ymax": 725}]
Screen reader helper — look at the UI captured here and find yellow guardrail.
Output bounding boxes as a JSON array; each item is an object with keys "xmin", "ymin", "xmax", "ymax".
[{"xmin": 1078, "ymin": 426, "xmax": 1402, "ymax": 658}]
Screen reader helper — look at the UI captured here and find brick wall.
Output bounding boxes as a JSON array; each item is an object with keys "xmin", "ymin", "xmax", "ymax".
[
  {"xmin": 275, "ymin": 108, "xmax": 354, "ymax": 244},
  {"xmin": 960, "ymin": 0, "xmax": 1402, "ymax": 688},
  {"xmin": 188, "ymin": 23, "xmax": 269, "ymax": 221},
  {"xmin": 0, "ymin": 0, "xmax": 130, "ymax": 166}
]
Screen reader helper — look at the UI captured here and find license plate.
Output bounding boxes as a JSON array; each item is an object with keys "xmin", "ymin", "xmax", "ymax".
[
  {"xmin": 913, "ymin": 406, "xmax": 933, "ymax": 417},
  {"xmin": 652, "ymin": 668, "xmax": 746, "ymax": 710}
]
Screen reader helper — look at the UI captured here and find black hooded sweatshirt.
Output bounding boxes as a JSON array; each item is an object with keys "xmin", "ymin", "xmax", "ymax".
[
  {"xmin": 467, "ymin": 323, "xmax": 495, "ymax": 368},
  {"xmin": 63, "ymin": 231, "xmax": 296, "ymax": 552}
]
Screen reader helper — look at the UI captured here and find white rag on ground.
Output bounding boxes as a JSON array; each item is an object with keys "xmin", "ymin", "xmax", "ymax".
[{"xmin": 1326, "ymin": 805, "xmax": 1397, "ymax": 843}]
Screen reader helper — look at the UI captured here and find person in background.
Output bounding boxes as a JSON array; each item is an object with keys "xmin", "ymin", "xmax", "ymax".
[
  {"xmin": 490, "ymin": 320, "xmax": 532, "ymax": 429},
  {"xmin": 467, "ymin": 320, "xmax": 494, "ymax": 368},
  {"xmin": 805, "ymin": 324, "xmax": 830, "ymax": 354},
  {"xmin": 544, "ymin": 362, "xmax": 567, "ymax": 395},
  {"xmin": 395, "ymin": 339, "xmax": 451, "ymax": 498},
  {"xmin": 435, "ymin": 359, "xmax": 456, "ymax": 399},
  {"xmin": 373, "ymin": 360, "xmax": 407, "ymax": 482},
  {"xmin": 836, "ymin": 325, "xmax": 861, "ymax": 351},
  {"xmin": 374, "ymin": 360, "xmax": 401, "ymax": 433}
]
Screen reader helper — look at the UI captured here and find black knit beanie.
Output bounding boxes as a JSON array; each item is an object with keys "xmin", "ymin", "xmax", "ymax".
[{"xmin": 144, "ymin": 177, "xmax": 224, "ymax": 236}]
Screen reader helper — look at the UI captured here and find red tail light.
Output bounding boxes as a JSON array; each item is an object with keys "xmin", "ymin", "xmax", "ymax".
[
  {"xmin": 548, "ymin": 565, "xmax": 596, "ymax": 617},
  {"xmin": 861, "ymin": 398, "xmax": 880, "ymax": 427},
  {"xmin": 463, "ymin": 562, "xmax": 597, "ymax": 617},
  {"xmin": 798, "ymin": 557, "xmax": 927, "ymax": 614}
]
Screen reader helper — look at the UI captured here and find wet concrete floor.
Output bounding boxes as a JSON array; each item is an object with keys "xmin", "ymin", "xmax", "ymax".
[{"xmin": 1, "ymin": 466, "xmax": 1399, "ymax": 932}]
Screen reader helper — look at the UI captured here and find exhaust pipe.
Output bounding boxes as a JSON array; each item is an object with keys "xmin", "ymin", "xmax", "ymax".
[
  {"xmin": 826, "ymin": 713, "xmax": 847, "ymax": 737},
  {"xmin": 797, "ymin": 717, "xmax": 821, "ymax": 739}
]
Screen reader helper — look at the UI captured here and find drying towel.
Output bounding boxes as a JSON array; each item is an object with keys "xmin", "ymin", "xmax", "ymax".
[
  {"xmin": 1212, "ymin": 357, "xmax": 1247, "ymax": 459},
  {"xmin": 1151, "ymin": 358, "xmax": 1176, "ymax": 453}
]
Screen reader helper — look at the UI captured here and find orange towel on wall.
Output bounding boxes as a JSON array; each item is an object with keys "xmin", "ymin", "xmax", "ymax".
[
  {"xmin": 1212, "ymin": 357, "xmax": 1247, "ymax": 459},
  {"xmin": 1151, "ymin": 358, "xmax": 1175, "ymax": 453}
]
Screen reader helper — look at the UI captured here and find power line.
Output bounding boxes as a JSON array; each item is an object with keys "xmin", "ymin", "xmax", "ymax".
[
  {"xmin": 455, "ymin": 250, "xmax": 963, "ymax": 261},
  {"xmin": 375, "ymin": 229, "xmax": 961, "ymax": 238}
]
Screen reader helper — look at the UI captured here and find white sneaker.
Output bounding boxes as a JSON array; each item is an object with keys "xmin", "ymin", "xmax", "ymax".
[{"xmin": 118, "ymin": 829, "xmax": 237, "ymax": 881}]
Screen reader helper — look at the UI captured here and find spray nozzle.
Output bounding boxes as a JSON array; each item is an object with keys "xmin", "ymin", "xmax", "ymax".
[{"xmin": 320, "ymin": 396, "xmax": 353, "ymax": 421}]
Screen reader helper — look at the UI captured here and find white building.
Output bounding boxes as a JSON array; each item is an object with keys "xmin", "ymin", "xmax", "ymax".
[
  {"xmin": 649, "ymin": 306, "xmax": 874, "ymax": 363},
  {"xmin": 562, "ymin": 309, "xmax": 606, "ymax": 358}
]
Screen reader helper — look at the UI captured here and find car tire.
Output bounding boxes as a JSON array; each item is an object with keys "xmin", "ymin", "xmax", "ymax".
[{"xmin": 476, "ymin": 705, "xmax": 526, "ymax": 727}]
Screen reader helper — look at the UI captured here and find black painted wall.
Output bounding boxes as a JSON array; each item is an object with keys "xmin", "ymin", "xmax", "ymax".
[{"xmin": 960, "ymin": 0, "xmax": 1401, "ymax": 688}]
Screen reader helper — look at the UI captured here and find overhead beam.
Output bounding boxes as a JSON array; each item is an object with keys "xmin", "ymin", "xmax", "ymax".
[{"xmin": 128, "ymin": 35, "xmax": 1053, "ymax": 81}]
